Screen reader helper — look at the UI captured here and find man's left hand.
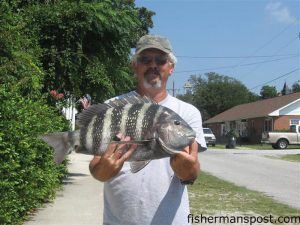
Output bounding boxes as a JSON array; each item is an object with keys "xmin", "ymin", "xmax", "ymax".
[{"xmin": 170, "ymin": 140, "xmax": 200, "ymax": 181}]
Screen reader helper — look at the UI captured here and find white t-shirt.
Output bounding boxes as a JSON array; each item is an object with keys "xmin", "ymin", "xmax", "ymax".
[{"xmin": 103, "ymin": 92, "xmax": 206, "ymax": 225}]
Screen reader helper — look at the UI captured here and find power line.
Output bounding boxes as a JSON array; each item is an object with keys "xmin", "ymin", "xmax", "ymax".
[
  {"xmin": 174, "ymin": 55, "xmax": 298, "ymax": 74},
  {"xmin": 249, "ymin": 68, "xmax": 300, "ymax": 91},
  {"xmin": 228, "ymin": 22, "xmax": 297, "ymax": 74},
  {"xmin": 176, "ymin": 53, "xmax": 299, "ymax": 59},
  {"xmin": 240, "ymin": 36, "xmax": 300, "ymax": 76}
]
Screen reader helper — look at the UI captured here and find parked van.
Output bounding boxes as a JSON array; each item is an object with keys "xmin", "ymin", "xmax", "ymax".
[{"xmin": 203, "ymin": 128, "xmax": 216, "ymax": 146}]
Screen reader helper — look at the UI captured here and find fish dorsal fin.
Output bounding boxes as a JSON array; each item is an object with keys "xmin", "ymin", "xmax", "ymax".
[
  {"xmin": 78, "ymin": 93, "xmax": 155, "ymax": 127},
  {"xmin": 106, "ymin": 92, "xmax": 156, "ymax": 107},
  {"xmin": 77, "ymin": 104, "xmax": 110, "ymax": 127}
]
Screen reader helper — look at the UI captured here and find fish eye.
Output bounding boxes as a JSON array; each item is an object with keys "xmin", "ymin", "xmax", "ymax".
[{"xmin": 174, "ymin": 120, "xmax": 181, "ymax": 125}]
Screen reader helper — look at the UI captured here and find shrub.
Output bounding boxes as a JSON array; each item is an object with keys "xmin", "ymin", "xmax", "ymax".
[{"xmin": 0, "ymin": 88, "xmax": 69, "ymax": 225}]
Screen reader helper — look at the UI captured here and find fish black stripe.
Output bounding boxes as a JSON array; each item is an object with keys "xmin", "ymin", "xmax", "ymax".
[
  {"xmin": 135, "ymin": 103, "xmax": 152, "ymax": 140},
  {"xmin": 125, "ymin": 104, "xmax": 144, "ymax": 139},
  {"xmin": 141, "ymin": 104, "xmax": 160, "ymax": 138},
  {"xmin": 80, "ymin": 125, "xmax": 88, "ymax": 150},
  {"xmin": 110, "ymin": 105, "xmax": 124, "ymax": 137},
  {"xmin": 91, "ymin": 111, "xmax": 106, "ymax": 154}
]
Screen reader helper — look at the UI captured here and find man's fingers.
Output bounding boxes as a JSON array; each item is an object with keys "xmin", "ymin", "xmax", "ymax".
[
  {"xmin": 104, "ymin": 133, "xmax": 124, "ymax": 156},
  {"xmin": 171, "ymin": 140, "xmax": 199, "ymax": 164},
  {"xmin": 104, "ymin": 143, "xmax": 118, "ymax": 156},
  {"xmin": 119, "ymin": 144, "xmax": 138, "ymax": 162},
  {"xmin": 189, "ymin": 140, "xmax": 199, "ymax": 157},
  {"xmin": 109, "ymin": 135, "xmax": 132, "ymax": 160}
]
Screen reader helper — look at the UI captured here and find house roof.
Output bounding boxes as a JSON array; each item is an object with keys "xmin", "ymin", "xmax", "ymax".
[{"xmin": 204, "ymin": 92, "xmax": 300, "ymax": 124}]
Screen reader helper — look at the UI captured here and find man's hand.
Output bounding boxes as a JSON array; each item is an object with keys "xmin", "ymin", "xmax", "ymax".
[
  {"xmin": 170, "ymin": 140, "xmax": 200, "ymax": 181},
  {"xmin": 89, "ymin": 134, "xmax": 138, "ymax": 182}
]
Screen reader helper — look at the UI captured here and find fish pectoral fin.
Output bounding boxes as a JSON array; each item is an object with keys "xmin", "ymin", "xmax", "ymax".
[{"xmin": 130, "ymin": 160, "xmax": 151, "ymax": 173}]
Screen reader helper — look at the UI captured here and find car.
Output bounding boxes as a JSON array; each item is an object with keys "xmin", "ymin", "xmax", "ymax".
[
  {"xmin": 261, "ymin": 124, "xmax": 300, "ymax": 149},
  {"xmin": 203, "ymin": 128, "xmax": 216, "ymax": 147}
]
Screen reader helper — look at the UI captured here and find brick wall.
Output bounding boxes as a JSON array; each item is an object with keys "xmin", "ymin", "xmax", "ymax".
[{"xmin": 274, "ymin": 115, "xmax": 300, "ymax": 130}]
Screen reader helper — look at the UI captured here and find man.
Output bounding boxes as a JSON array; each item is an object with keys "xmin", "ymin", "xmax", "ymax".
[{"xmin": 89, "ymin": 35, "xmax": 206, "ymax": 225}]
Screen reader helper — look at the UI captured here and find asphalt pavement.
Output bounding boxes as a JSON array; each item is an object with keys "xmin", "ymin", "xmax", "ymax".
[
  {"xmin": 24, "ymin": 148, "xmax": 300, "ymax": 224},
  {"xmin": 199, "ymin": 148, "xmax": 300, "ymax": 209}
]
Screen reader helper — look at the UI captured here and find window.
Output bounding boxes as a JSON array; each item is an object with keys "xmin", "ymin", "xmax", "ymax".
[{"xmin": 290, "ymin": 119, "xmax": 300, "ymax": 125}]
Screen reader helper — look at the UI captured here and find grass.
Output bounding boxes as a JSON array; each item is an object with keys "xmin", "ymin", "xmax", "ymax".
[
  {"xmin": 188, "ymin": 172, "xmax": 300, "ymax": 224},
  {"xmin": 266, "ymin": 154, "xmax": 300, "ymax": 163},
  {"xmin": 209, "ymin": 144, "xmax": 300, "ymax": 150},
  {"xmin": 278, "ymin": 154, "xmax": 300, "ymax": 162}
]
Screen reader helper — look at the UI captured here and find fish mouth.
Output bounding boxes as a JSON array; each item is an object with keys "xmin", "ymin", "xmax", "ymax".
[
  {"xmin": 188, "ymin": 134, "xmax": 196, "ymax": 141},
  {"xmin": 187, "ymin": 131, "xmax": 196, "ymax": 141},
  {"xmin": 158, "ymin": 137, "xmax": 180, "ymax": 155}
]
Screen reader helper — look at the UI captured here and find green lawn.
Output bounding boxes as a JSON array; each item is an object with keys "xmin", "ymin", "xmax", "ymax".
[
  {"xmin": 278, "ymin": 154, "xmax": 300, "ymax": 162},
  {"xmin": 188, "ymin": 172, "xmax": 300, "ymax": 224},
  {"xmin": 209, "ymin": 144, "xmax": 300, "ymax": 150},
  {"xmin": 266, "ymin": 154, "xmax": 300, "ymax": 163}
]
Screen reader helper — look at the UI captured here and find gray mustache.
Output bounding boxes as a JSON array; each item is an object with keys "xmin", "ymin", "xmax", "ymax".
[{"xmin": 144, "ymin": 68, "xmax": 161, "ymax": 77}]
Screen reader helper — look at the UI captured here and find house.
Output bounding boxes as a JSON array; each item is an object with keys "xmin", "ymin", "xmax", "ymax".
[{"xmin": 204, "ymin": 92, "xmax": 300, "ymax": 144}]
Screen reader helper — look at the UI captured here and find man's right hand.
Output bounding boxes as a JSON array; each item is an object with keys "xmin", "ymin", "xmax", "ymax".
[{"xmin": 89, "ymin": 134, "xmax": 138, "ymax": 182}]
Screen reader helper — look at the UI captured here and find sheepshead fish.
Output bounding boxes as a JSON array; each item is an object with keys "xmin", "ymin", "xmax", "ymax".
[{"xmin": 41, "ymin": 94, "xmax": 196, "ymax": 172}]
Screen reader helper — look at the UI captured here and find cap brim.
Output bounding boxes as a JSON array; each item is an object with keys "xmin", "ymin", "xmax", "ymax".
[{"xmin": 136, "ymin": 45, "xmax": 171, "ymax": 55}]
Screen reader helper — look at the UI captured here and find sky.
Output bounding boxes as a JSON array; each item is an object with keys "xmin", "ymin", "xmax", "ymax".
[{"xmin": 134, "ymin": 0, "xmax": 300, "ymax": 95}]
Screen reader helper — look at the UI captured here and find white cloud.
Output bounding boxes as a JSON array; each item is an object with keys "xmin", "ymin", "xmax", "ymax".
[{"xmin": 265, "ymin": 1, "xmax": 297, "ymax": 24}]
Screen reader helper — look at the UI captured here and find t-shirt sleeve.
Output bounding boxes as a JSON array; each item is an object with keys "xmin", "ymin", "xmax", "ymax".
[{"xmin": 182, "ymin": 104, "xmax": 207, "ymax": 150}]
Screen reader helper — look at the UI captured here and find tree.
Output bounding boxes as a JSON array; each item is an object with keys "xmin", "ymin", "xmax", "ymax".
[
  {"xmin": 179, "ymin": 72, "xmax": 257, "ymax": 120},
  {"xmin": 292, "ymin": 82, "xmax": 300, "ymax": 93},
  {"xmin": 22, "ymin": 0, "xmax": 154, "ymax": 104},
  {"xmin": 280, "ymin": 82, "xmax": 291, "ymax": 96},
  {"xmin": 260, "ymin": 85, "xmax": 278, "ymax": 99}
]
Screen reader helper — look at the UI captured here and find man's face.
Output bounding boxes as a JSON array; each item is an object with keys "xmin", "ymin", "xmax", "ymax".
[{"xmin": 133, "ymin": 49, "xmax": 174, "ymax": 91}]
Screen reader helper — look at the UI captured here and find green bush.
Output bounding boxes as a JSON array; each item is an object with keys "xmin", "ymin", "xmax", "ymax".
[
  {"xmin": 0, "ymin": 4, "xmax": 69, "ymax": 223},
  {"xmin": 0, "ymin": 1, "xmax": 154, "ymax": 224},
  {"xmin": 0, "ymin": 89, "xmax": 69, "ymax": 225}
]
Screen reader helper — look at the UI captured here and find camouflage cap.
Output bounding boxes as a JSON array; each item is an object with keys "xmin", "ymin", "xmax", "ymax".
[{"xmin": 135, "ymin": 35, "xmax": 173, "ymax": 54}]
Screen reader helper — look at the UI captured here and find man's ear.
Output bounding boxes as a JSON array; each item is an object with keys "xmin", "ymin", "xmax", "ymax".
[{"xmin": 169, "ymin": 64, "xmax": 175, "ymax": 76}]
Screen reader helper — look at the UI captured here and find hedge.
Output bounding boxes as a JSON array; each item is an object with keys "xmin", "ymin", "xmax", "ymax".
[{"xmin": 0, "ymin": 88, "xmax": 69, "ymax": 225}]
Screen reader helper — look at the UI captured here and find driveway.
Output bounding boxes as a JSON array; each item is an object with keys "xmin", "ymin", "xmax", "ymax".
[{"xmin": 199, "ymin": 149, "xmax": 300, "ymax": 209}]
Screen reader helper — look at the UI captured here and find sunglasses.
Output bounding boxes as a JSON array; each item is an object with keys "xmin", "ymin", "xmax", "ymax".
[{"xmin": 137, "ymin": 55, "xmax": 169, "ymax": 66}]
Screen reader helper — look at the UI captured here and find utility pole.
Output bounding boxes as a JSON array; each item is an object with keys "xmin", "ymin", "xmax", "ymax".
[
  {"xmin": 167, "ymin": 80, "xmax": 180, "ymax": 96},
  {"xmin": 172, "ymin": 80, "xmax": 175, "ymax": 96}
]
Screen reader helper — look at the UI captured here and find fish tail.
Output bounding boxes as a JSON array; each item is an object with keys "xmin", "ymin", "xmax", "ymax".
[{"xmin": 41, "ymin": 131, "xmax": 78, "ymax": 164}]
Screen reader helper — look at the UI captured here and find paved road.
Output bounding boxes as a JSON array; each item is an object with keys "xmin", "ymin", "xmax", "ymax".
[
  {"xmin": 24, "ymin": 153, "xmax": 104, "ymax": 225},
  {"xmin": 199, "ymin": 149, "xmax": 300, "ymax": 209},
  {"xmin": 24, "ymin": 149, "xmax": 300, "ymax": 224}
]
